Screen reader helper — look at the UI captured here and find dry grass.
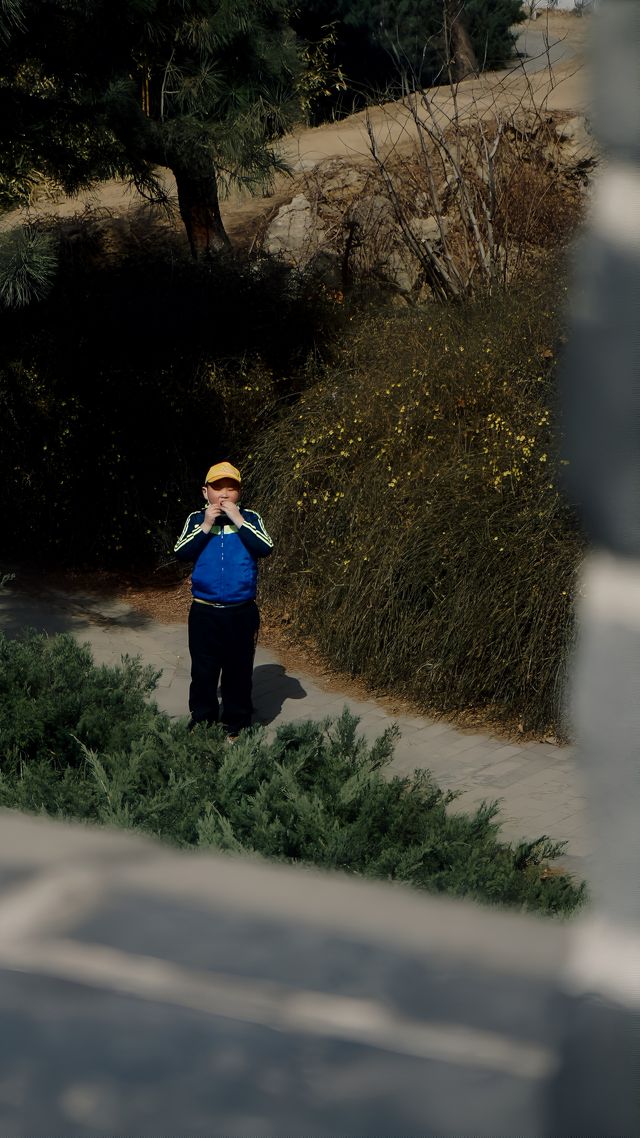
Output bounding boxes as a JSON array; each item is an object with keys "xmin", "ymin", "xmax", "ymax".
[{"xmin": 247, "ymin": 260, "xmax": 583, "ymax": 735}]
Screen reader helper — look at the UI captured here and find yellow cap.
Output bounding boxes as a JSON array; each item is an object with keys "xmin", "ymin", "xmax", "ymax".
[{"xmin": 204, "ymin": 461, "xmax": 241, "ymax": 486}]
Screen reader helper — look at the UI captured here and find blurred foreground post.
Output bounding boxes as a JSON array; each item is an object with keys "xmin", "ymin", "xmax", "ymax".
[{"xmin": 554, "ymin": 1, "xmax": 640, "ymax": 1132}]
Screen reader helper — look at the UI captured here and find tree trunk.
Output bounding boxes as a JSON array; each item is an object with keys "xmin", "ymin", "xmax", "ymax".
[
  {"xmin": 171, "ymin": 164, "xmax": 231, "ymax": 259},
  {"xmin": 446, "ymin": 2, "xmax": 478, "ymax": 82}
]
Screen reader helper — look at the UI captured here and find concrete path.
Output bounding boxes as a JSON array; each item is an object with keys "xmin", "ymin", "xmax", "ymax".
[
  {"xmin": 512, "ymin": 16, "xmax": 580, "ymax": 76},
  {"xmin": 0, "ymin": 585, "xmax": 588, "ymax": 879}
]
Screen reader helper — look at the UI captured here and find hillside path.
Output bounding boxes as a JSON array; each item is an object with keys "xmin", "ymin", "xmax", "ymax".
[
  {"xmin": 1, "ymin": 583, "xmax": 588, "ymax": 880},
  {"xmin": 0, "ymin": 14, "xmax": 589, "ymax": 248}
]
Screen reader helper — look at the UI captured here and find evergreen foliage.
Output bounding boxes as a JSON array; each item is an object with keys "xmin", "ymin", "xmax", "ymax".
[
  {"xmin": 0, "ymin": 0, "xmax": 24, "ymax": 45},
  {"xmin": 0, "ymin": 0, "xmax": 303, "ymax": 256},
  {"xmin": 0, "ymin": 224, "xmax": 57, "ymax": 308},
  {"xmin": 463, "ymin": 0, "xmax": 526, "ymax": 70},
  {"xmin": 293, "ymin": 1, "xmax": 524, "ymax": 118},
  {"xmin": 0, "ymin": 631, "xmax": 585, "ymax": 915}
]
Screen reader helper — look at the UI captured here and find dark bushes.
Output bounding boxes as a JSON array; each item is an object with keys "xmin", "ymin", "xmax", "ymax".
[
  {"xmin": 293, "ymin": 1, "xmax": 525, "ymax": 123},
  {"xmin": 0, "ymin": 223, "xmax": 337, "ymax": 566},
  {"xmin": 0, "ymin": 631, "xmax": 584, "ymax": 915}
]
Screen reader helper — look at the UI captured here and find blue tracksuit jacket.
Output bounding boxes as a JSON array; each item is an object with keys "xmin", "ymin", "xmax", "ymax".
[{"xmin": 174, "ymin": 508, "xmax": 273, "ymax": 604}]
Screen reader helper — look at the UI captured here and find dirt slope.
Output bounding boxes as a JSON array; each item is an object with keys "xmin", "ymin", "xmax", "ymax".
[{"xmin": 1, "ymin": 13, "xmax": 590, "ymax": 252}]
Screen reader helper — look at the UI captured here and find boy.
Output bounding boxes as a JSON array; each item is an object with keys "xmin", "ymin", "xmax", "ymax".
[{"xmin": 174, "ymin": 461, "xmax": 273, "ymax": 738}]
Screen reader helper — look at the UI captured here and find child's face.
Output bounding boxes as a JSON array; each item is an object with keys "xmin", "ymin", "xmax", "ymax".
[{"xmin": 203, "ymin": 478, "xmax": 240, "ymax": 508}]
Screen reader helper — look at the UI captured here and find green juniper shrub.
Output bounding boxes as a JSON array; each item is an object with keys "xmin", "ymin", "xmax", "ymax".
[
  {"xmin": 0, "ymin": 632, "xmax": 585, "ymax": 916},
  {"xmin": 0, "ymin": 631, "xmax": 160, "ymax": 764},
  {"xmin": 246, "ymin": 264, "xmax": 584, "ymax": 735}
]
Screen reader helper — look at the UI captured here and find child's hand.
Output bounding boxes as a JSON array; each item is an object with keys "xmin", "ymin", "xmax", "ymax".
[
  {"xmin": 202, "ymin": 503, "xmax": 224, "ymax": 531},
  {"xmin": 219, "ymin": 496, "xmax": 243, "ymax": 527}
]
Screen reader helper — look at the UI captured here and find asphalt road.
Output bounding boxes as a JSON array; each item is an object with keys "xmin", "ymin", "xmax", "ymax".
[{"xmin": 512, "ymin": 20, "xmax": 580, "ymax": 75}]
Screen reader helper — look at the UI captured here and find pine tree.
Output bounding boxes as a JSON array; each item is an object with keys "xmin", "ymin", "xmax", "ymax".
[
  {"xmin": 463, "ymin": 0, "xmax": 525, "ymax": 70},
  {"xmin": 293, "ymin": 1, "xmax": 524, "ymax": 109},
  {"xmin": 0, "ymin": 1, "xmax": 303, "ymax": 257}
]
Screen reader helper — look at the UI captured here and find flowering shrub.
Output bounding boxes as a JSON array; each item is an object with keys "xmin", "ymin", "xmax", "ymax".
[{"xmin": 248, "ymin": 266, "xmax": 583, "ymax": 734}]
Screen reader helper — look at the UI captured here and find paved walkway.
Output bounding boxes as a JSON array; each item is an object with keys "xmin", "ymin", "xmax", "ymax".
[{"xmin": 0, "ymin": 585, "xmax": 588, "ymax": 879}]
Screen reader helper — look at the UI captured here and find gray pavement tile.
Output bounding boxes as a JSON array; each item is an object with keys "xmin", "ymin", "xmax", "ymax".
[
  {"xmin": 488, "ymin": 743, "xmax": 532, "ymax": 759},
  {"xmin": 380, "ymin": 719, "xmax": 425, "ymax": 737},
  {"xmin": 448, "ymin": 789, "xmax": 500, "ymax": 812},
  {"xmin": 557, "ymin": 825, "xmax": 589, "ymax": 847},
  {"xmin": 392, "ymin": 715, "xmax": 433, "ymax": 734},
  {"xmin": 530, "ymin": 763, "xmax": 580, "ymax": 781},
  {"xmin": 442, "ymin": 745, "xmax": 512, "ymax": 771},
  {"xmin": 499, "ymin": 809, "xmax": 584, "ymax": 837},
  {"xmin": 524, "ymin": 789, "xmax": 583, "ymax": 808},
  {"xmin": 388, "ymin": 760, "xmax": 423, "ymax": 780},
  {"xmin": 356, "ymin": 723, "xmax": 398, "ymax": 746},
  {"xmin": 475, "ymin": 771, "xmax": 533, "ymax": 790},
  {"xmin": 501, "ymin": 805, "xmax": 580, "ymax": 833},
  {"xmin": 511, "ymin": 753, "xmax": 568, "ymax": 776},
  {"xmin": 154, "ymin": 621, "xmax": 188, "ymax": 635},
  {"xmin": 475, "ymin": 757, "xmax": 523, "ymax": 776},
  {"xmin": 391, "ymin": 748, "xmax": 454, "ymax": 775},
  {"xmin": 562, "ymin": 795, "xmax": 588, "ymax": 812},
  {"xmin": 334, "ymin": 700, "xmax": 376, "ymax": 722},
  {"xmin": 518, "ymin": 787, "xmax": 583, "ymax": 809},
  {"xmin": 476, "ymin": 766, "xmax": 560, "ymax": 790},
  {"xmin": 418, "ymin": 754, "xmax": 462, "ymax": 775},
  {"xmin": 555, "ymin": 838, "xmax": 590, "ymax": 858},
  {"xmin": 348, "ymin": 707, "xmax": 390, "ymax": 727},
  {"xmin": 274, "ymin": 698, "xmax": 347, "ymax": 726},
  {"xmin": 521, "ymin": 741, "xmax": 576, "ymax": 761},
  {"xmin": 504, "ymin": 766, "xmax": 580, "ymax": 790},
  {"xmin": 413, "ymin": 720, "xmax": 468, "ymax": 742},
  {"xmin": 155, "ymin": 690, "xmax": 189, "ymax": 719},
  {"xmin": 397, "ymin": 731, "xmax": 447, "ymax": 755},
  {"xmin": 425, "ymin": 733, "xmax": 500, "ymax": 759}
]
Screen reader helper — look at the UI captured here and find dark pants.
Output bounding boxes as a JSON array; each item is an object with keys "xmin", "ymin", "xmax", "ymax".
[{"xmin": 188, "ymin": 600, "xmax": 260, "ymax": 733}]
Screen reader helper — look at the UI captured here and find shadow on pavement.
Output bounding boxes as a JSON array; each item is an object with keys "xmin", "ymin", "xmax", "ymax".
[
  {"xmin": 252, "ymin": 663, "xmax": 306, "ymax": 725},
  {"xmin": 0, "ymin": 588, "xmax": 151, "ymax": 640}
]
